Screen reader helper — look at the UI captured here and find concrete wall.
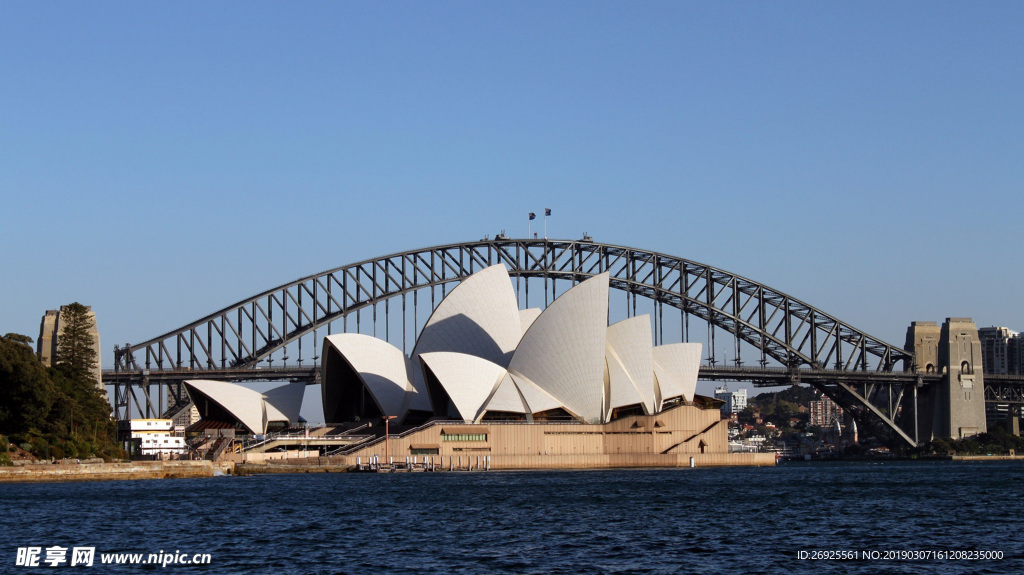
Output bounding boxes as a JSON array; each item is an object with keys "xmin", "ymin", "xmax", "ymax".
[
  {"xmin": 0, "ymin": 461, "xmax": 222, "ymax": 483},
  {"xmin": 231, "ymin": 451, "xmax": 324, "ymax": 464},
  {"xmin": 473, "ymin": 452, "xmax": 774, "ymax": 470},
  {"xmin": 343, "ymin": 403, "xmax": 732, "ymax": 465},
  {"xmin": 907, "ymin": 321, "xmax": 941, "ymax": 440},
  {"xmin": 37, "ymin": 310, "xmax": 59, "ymax": 366},
  {"xmin": 270, "ymin": 452, "xmax": 776, "ymax": 470}
]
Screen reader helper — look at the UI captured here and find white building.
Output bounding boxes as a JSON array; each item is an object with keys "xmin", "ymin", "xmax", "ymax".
[
  {"xmin": 122, "ymin": 419, "xmax": 186, "ymax": 457},
  {"xmin": 714, "ymin": 385, "xmax": 747, "ymax": 415},
  {"xmin": 979, "ymin": 326, "xmax": 1020, "ymax": 375}
]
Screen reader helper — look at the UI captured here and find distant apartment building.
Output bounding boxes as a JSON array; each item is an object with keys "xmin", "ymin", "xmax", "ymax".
[
  {"xmin": 979, "ymin": 326, "xmax": 1021, "ymax": 375},
  {"xmin": 1011, "ymin": 335, "xmax": 1019, "ymax": 376},
  {"xmin": 809, "ymin": 395, "xmax": 842, "ymax": 428},
  {"xmin": 171, "ymin": 404, "xmax": 201, "ymax": 430},
  {"xmin": 37, "ymin": 305, "xmax": 102, "ymax": 389},
  {"xmin": 714, "ymin": 385, "xmax": 748, "ymax": 415}
]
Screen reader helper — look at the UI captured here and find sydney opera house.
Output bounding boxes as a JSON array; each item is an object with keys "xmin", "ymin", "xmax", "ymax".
[
  {"xmin": 317, "ymin": 265, "xmax": 749, "ymax": 467},
  {"xmin": 182, "ymin": 265, "xmax": 772, "ymax": 467},
  {"xmin": 324, "ymin": 265, "xmax": 704, "ymax": 425}
]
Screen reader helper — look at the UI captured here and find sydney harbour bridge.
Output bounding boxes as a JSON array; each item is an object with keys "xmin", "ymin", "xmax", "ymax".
[{"xmin": 104, "ymin": 237, "xmax": 1024, "ymax": 449}]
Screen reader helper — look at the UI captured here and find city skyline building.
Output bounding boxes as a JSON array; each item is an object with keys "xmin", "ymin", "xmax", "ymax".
[
  {"xmin": 809, "ymin": 395, "xmax": 843, "ymax": 428},
  {"xmin": 714, "ymin": 385, "xmax": 747, "ymax": 416},
  {"xmin": 979, "ymin": 326, "xmax": 1021, "ymax": 375}
]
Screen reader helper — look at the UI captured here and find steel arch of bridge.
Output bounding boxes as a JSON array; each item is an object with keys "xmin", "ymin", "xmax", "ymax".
[{"xmin": 114, "ymin": 238, "xmax": 912, "ymax": 374}]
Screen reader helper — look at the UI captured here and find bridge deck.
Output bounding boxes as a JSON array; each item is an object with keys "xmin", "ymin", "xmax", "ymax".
[{"xmin": 104, "ymin": 366, "xmax": 1024, "ymax": 388}]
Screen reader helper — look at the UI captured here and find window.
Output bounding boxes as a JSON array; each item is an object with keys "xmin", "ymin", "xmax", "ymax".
[
  {"xmin": 410, "ymin": 448, "xmax": 439, "ymax": 455},
  {"xmin": 442, "ymin": 433, "xmax": 487, "ymax": 442}
]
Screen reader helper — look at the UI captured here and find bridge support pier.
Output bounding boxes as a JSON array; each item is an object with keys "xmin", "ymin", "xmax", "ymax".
[{"xmin": 906, "ymin": 318, "xmax": 987, "ymax": 441}]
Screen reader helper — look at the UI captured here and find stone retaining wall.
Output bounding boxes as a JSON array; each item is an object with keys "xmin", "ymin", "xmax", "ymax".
[{"xmin": 0, "ymin": 461, "xmax": 228, "ymax": 483}]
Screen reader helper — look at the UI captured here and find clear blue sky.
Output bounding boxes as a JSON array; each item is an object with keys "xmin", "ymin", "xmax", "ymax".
[{"xmin": 3, "ymin": 2, "xmax": 1022, "ymax": 380}]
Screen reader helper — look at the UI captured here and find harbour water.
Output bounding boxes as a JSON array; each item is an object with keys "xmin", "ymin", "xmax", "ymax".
[{"xmin": 5, "ymin": 461, "xmax": 1023, "ymax": 574}]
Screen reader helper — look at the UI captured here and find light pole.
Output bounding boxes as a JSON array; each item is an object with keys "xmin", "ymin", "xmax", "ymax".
[{"xmin": 383, "ymin": 415, "xmax": 397, "ymax": 471}]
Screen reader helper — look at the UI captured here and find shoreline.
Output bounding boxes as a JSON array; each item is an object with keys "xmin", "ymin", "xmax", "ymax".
[
  {"xmin": 2, "ymin": 452, "xmax": 773, "ymax": 482},
  {"xmin": 0, "ymin": 461, "xmax": 230, "ymax": 483},
  {"xmin": 780, "ymin": 454, "xmax": 1024, "ymax": 463},
  {"xmin": 951, "ymin": 454, "xmax": 1024, "ymax": 461},
  {"xmin": 4, "ymin": 453, "xmax": 1020, "ymax": 483}
]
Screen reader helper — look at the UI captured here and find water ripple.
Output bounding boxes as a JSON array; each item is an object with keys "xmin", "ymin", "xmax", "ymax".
[{"xmin": 3, "ymin": 462, "xmax": 1024, "ymax": 573}]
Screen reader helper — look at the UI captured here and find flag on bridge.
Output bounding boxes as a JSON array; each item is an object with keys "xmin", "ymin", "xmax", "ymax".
[
  {"xmin": 545, "ymin": 208, "xmax": 551, "ymax": 216},
  {"xmin": 529, "ymin": 212, "xmax": 536, "ymax": 220}
]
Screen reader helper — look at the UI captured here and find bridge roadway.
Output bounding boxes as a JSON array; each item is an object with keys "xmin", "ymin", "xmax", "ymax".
[
  {"xmin": 102, "ymin": 365, "xmax": 957, "ymax": 387},
  {"xmin": 103, "ymin": 366, "xmax": 321, "ymax": 385},
  {"xmin": 102, "ymin": 366, "xmax": 1024, "ymax": 407}
]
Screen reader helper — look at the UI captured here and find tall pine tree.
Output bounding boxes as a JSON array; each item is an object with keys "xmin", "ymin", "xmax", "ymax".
[{"xmin": 55, "ymin": 302, "xmax": 98, "ymax": 384}]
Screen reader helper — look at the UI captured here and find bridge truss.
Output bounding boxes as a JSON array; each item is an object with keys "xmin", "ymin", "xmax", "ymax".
[{"xmin": 110, "ymin": 238, "xmax": 923, "ymax": 446}]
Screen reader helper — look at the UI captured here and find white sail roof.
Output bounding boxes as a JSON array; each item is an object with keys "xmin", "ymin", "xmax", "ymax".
[
  {"xmin": 507, "ymin": 273, "xmax": 610, "ymax": 423},
  {"xmin": 322, "ymin": 333, "xmax": 415, "ymax": 417},
  {"xmin": 518, "ymin": 308, "xmax": 542, "ymax": 336},
  {"xmin": 652, "ymin": 343, "xmax": 703, "ymax": 403},
  {"xmin": 506, "ymin": 371, "xmax": 565, "ymax": 416},
  {"xmin": 399, "ymin": 353, "xmax": 433, "ymax": 414},
  {"xmin": 605, "ymin": 353, "xmax": 644, "ymax": 417},
  {"xmin": 606, "ymin": 316, "xmax": 656, "ymax": 415},
  {"xmin": 263, "ymin": 381, "xmax": 306, "ymax": 424},
  {"xmin": 184, "ymin": 379, "xmax": 267, "ymax": 435},
  {"xmin": 411, "ymin": 264, "xmax": 522, "ymax": 367},
  {"xmin": 418, "ymin": 352, "xmax": 506, "ymax": 421},
  {"xmin": 481, "ymin": 373, "xmax": 529, "ymax": 416}
]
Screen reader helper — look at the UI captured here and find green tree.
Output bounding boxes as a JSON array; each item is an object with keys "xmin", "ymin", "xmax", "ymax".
[
  {"xmin": 0, "ymin": 333, "xmax": 58, "ymax": 436},
  {"xmin": 737, "ymin": 406, "xmax": 756, "ymax": 425},
  {"xmin": 55, "ymin": 302, "xmax": 97, "ymax": 383},
  {"xmin": 0, "ymin": 330, "xmax": 123, "ymax": 460}
]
